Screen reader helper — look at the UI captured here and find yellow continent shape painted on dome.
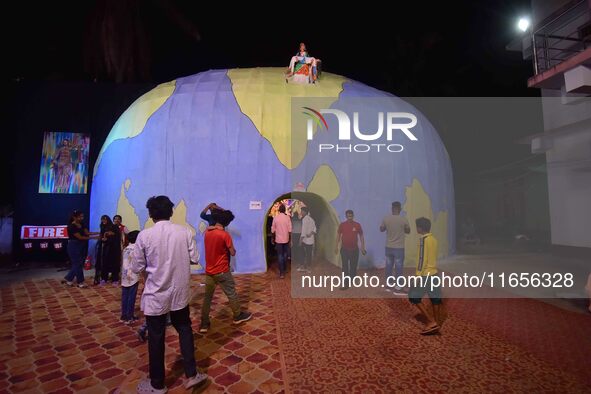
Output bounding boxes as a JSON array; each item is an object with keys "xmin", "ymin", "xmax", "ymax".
[
  {"xmin": 170, "ymin": 200, "xmax": 197, "ymax": 236},
  {"xmin": 306, "ymin": 165, "xmax": 340, "ymax": 202},
  {"xmin": 227, "ymin": 68, "xmax": 346, "ymax": 169},
  {"xmin": 94, "ymin": 81, "xmax": 176, "ymax": 176},
  {"xmin": 143, "ymin": 199, "xmax": 196, "ymax": 236},
  {"xmin": 403, "ymin": 179, "xmax": 449, "ymax": 265},
  {"xmin": 116, "ymin": 179, "xmax": 141, "ymax": 231}
]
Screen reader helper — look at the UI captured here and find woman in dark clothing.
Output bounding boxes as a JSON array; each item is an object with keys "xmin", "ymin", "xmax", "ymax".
[
  {"xmin": 98, "ymin": 215, "xmax": 122, "ymax": 285},
  {"xmin": 62, "ymin": 210, "xmax": 98, "ymax": 288}
]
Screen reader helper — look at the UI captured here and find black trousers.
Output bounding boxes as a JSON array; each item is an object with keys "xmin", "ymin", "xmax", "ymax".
[
  {"xmin": 302, "ymin": 243, "xmax": 313, "ymax": 268},
  {"xmin": 146, "ymin": 305, "xmax": 197, "ymax": 389},
  {"xmin": 291, "ymin": 233, "xmax": 301, "ymax": 262},
  {"xmin": 340, "ymin": 248, "xmax": 359, "ymax": 280},
  {"xmin": 99, "ymin": 242, "xmax": 121, "ymax": 282}
]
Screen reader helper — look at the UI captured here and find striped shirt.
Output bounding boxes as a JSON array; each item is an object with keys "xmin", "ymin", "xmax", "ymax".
[{"xmin": 416, "ymin": 233, "xmax": 438, "ymax": 276}]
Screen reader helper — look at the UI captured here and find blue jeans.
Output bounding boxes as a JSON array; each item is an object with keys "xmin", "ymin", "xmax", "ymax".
[
  {"xmin": 385, "ymin": 247, "xmax": 405, "ymax": 288},
  {"xmin": 65, "ymin": 239, "xmax": 86, "ymax": 284},
  {"xmin": 276, "ymin": 243, "xmax": 289, "ymax": 275},
  {"xmin": 121, "ymin": 282, "xmax": 138, "ymax": 320}
]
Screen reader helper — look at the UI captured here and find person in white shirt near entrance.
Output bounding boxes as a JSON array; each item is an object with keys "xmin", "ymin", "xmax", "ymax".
[
  {"xmin": 298, "ymin": 207, "xmax": 316, "ymax": 273},
  {"xmin": 132, "ymin": 195, "xmax": 207, "ymax": 393}
]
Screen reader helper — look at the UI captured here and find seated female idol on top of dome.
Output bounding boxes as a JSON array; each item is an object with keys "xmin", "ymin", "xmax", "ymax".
[{"xmin": 286, "ymin": 42, "xmax": 321, "ymax": 84}]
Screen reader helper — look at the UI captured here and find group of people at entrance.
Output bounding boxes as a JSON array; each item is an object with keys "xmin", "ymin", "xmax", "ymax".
[
  {"xmin": 271, "ymin": 200, "xmax": 447, "ymax": 336},
  {"xmin": 271, "ymin": 204, "xmax": 316, "ymax": 278}
]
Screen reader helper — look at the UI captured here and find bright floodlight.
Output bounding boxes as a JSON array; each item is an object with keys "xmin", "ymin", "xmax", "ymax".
[{"xmin": 518, "ymin": 17, "xmax": 530, "ymax": 32}]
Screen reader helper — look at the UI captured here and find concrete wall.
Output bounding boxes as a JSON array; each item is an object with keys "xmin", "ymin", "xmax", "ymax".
[
  {"xmin": 545, "ymin": 125, "xmax": 591, "ymax": 247},
  {"xmin": 541, "ymin": 90, "xmax": 591, "ymax": 247},
  {"xmin": 519, "ymin": 1, "xmax": 591, "ymax": 249}
]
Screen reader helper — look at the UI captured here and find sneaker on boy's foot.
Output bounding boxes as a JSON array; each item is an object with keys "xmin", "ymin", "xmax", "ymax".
[
  {"xmin": 137, "ymin": 378, "xmax": 167, "ymax": 393},
  {"xmin": 296, "ymin": 266, "xmax": 305, "ymax": 272},
  {"xmin": 77, "ymin": 283, "xmax": 88, "ymax": 288},
  {"xmin": 198, "ymin": 322, "xmax": 210, "ymax": 334},
  {"xmin": 185, "ymin": 371, "xmax": 208, "ymax": 389},
  {"xmin": 233, "ymin": 312, "xmax": 252, "ymax": 325},
  {"xmin": 61, "ymin": 280, "xmax": 73, "ymax": 287}
]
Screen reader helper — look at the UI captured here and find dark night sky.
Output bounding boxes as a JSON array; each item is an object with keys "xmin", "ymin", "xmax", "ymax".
[
  {"xmin": 2, "ymin": 0, "xmax": 542, "ymax": 208},
  {"xmin": 5, "ymin": 1, "xmax": 536, "ymax": 96}
]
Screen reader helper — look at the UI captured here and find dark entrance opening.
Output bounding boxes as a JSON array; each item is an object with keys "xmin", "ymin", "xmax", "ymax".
[{"xmin": 263, "ymin": 192, "xmax": 339, "ymax": 273}]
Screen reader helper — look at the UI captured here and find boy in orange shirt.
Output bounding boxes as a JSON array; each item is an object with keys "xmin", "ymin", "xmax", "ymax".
[{"xmin": 199, "ymin": 210, "xmax": 252, "ymax": 333}]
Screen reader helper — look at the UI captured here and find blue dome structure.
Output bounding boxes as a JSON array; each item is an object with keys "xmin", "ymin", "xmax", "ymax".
[{"xmin": 90, "ymin": 68, "xmax": 454, "ymax": 273}]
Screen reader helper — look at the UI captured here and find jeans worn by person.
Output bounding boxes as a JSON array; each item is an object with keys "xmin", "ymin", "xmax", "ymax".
[
  {"xmin": 275, "ymin": 243, "xmax": 289, "ymax": 275},
  {"xmin": 121, "ymin": 282, "xmax": 139, "ymax": 321},
  {"xmin": 65, "ymin": 239, "xmax": 86, "ymax": 284},
  {"xmin": 385, "ymin": 247, "xmax": 405, "ymax": 289}
]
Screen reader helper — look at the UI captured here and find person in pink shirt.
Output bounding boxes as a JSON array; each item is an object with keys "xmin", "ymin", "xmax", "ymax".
[{"xmin": 271, "ymin": 204, "xmax": 292, "ymax": 278}]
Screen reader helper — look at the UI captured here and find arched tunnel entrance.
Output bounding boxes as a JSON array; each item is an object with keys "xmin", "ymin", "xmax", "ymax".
[{"xmin": 264, "ymin": 192, "xmax": 340, "ymax": 272}]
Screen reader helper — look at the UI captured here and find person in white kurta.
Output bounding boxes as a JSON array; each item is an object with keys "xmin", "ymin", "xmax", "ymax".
[{"xmin": 132, "ymin": 196, "xmax": 207, "ymax": 393}]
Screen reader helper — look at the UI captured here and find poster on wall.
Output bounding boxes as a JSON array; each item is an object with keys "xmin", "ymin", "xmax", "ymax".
[{"xmin": 38, "ymin": 132, "xmax": 90, "ymax": 194}]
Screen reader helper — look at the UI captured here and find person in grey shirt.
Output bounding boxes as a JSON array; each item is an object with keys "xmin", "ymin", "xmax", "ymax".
[{"xmin": 380, "ymin": 201, "xmax": 410, "ymax": 295}]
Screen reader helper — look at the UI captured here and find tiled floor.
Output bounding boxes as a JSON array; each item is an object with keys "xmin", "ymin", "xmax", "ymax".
[
  {"xmin": 0, "ymin": 273, "xmax": 283, "ymax": 393},
  {"xmin": 274, "ymin": 280, "xmax": 591, "ymax": 393},
  {"xmin": 1, "ymin": 262, "xmax": 591, "ymax": 393}
]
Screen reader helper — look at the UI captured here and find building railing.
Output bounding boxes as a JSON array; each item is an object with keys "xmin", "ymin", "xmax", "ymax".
[{"xmin": 532, "ymin": 0, "xmax": 591, "ymax": 75}]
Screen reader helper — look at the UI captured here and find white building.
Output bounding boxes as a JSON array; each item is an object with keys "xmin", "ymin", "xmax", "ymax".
[{"xmin": 511, "ymin": 0, "xmax": 591, "ymax": 249}]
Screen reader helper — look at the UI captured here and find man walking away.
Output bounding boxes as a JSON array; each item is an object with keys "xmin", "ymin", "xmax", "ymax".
[
  {"xmin": 271, "ymin": 204, "xmax": 292, "ymax": 278},
  {"xmin": 132, "ymin": 196, "xmax": 207, "ymax": 393}
]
